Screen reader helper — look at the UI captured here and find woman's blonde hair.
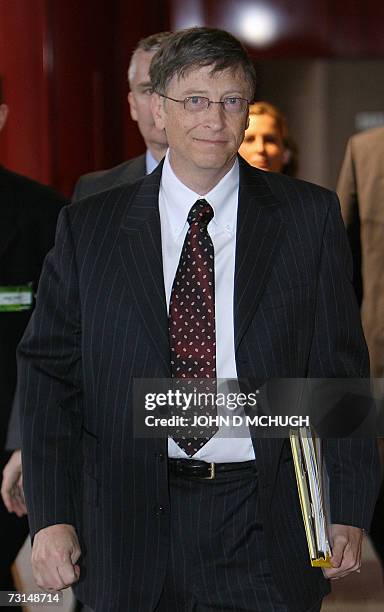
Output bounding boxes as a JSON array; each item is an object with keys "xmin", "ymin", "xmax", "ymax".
[{"xmin": 248, "ymin": 101, "xmax": 299, "ymax": 176}]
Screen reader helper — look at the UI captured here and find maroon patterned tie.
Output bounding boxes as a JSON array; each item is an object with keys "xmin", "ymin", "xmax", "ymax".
[{"xmin": 169, "ymin": 199, "xmax": 218, "ymax": 456}]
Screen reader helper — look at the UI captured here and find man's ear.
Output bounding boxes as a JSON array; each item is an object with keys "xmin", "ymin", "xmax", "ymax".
[
  {"xmin": 128, "ymin": 92, "xmax": 138, "ymax": 122},
  {"xmin": 151, "ymin": 93, "xmax": 166, "ymax": 131},
  {"xmin": 0, "ymin": 104, "xmax": 9, "ymax": 132}
]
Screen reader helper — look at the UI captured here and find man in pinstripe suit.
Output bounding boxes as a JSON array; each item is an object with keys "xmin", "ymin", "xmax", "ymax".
[{"xmin": 18, "ymin": 28, "xmax": 380, "ymax": 611}]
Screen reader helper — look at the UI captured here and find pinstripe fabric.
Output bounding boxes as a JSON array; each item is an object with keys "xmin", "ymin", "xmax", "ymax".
[
  {"xmin": 18, "ymin": 156, "xmax": 380, "ymax": 611},
  {"xmin": 156, "ymin": 468, "xmax": 285, "ymax": 611},
  {"xmin": 155, "ymin": 469, "xmax": 323, "ymax": 612}
]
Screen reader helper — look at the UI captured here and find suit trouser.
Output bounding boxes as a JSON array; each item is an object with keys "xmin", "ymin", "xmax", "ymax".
[{"xmin": 153, "ymin": 464, "xmax": 323, "ymax": 612}]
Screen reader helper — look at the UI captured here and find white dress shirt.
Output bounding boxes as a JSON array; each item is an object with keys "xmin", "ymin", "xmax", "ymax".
[
  {"xmin": 146, "ymin": 149, "xmax": 159, "ymax": 174},
  {"xmin": 159, "ymin": 151, "xmax": 255, "ymax": 462}
]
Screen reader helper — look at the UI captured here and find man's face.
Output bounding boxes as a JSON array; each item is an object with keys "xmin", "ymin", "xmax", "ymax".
[
  {"xmin": 128, "ymin": 49, "xmax": 168, "ymax": 155},
  {"xmin": 239, "ymin": 113, "xmax": 286, "ymax": 173},
  {"xmin": 152, "ymin": 65, "xmax": 251, "ymax": 186}
]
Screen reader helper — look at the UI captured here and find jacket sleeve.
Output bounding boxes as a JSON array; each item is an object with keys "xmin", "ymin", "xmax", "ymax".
[
  {"xmin": 18, "ymin": 205, "xmax": 83, "ymax": 538},
  {"xmin": 5, "ymin": 401, "xmax": 21, "ymax": 450},
  {"xmin": 5, "ymin": 191, "xmax": 66, "ymax": 452},
  {"xmin": 307, "ymin": 192, "xmax": 380, "ymax": 530},
  {"xmin": 337, "ymin": 138, "xmax": 363, "ymax": 306}
]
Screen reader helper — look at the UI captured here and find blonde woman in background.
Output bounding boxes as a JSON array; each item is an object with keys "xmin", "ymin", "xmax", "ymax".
[{"xmin": 239, "ymin": 101, "xmax": 298, "ymax": 176}]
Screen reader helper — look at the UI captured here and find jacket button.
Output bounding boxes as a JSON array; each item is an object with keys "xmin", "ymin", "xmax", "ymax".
[{"xmin": 154, "ymin": 505, "xmax": 167, "ymax": 516}]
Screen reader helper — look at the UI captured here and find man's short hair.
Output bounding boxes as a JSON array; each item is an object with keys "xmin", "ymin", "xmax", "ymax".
[
  {"xmin": 128, "ymin": 31, "xmax": 172, "ymax": 85},
  {"xmin": 149, "ymin": 27, "xmax": 257, "ymax": 101}
]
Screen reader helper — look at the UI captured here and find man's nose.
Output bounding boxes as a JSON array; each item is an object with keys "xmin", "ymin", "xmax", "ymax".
[{"xmin": 203, "ymin": 102, "xmax": 226, "ymax": 129}]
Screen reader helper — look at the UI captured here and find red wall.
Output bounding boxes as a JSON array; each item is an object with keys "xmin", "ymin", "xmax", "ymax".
[
  {"xmin": 0, "ymin": 0, "xmax": 382, "ymax": 196},
  {"xmin": 170, "ymin": 0, "xmax": 384, "ymax": 58},
  {"xmin": 0, "ymin": 0, "xmax": 168, "ymax": 196},
  {"xmin": 115, "ymin": 0, "xmax": 170, "ymax": 164},
  {"xmin": 48, "ymin": 0, "xmax": 117, "ymax": 195},
  {"xmin": 0, "ymin": 0, "xmax": 51, "ymax": 182}
]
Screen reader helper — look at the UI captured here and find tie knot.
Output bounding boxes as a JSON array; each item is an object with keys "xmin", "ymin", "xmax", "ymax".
[{"xmin": 188, "ymin": 199, "xmax": 214, "ymax": 227}]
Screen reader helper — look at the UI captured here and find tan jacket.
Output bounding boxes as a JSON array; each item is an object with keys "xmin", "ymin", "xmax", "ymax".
[{"xmin": 337, "ymin": 127, "xmax": 384, "ymax": 377}]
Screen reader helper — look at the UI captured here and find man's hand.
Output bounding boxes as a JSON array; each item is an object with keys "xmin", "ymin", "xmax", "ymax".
[
  {"xmin": 1, "ymin": 449, "xmax": 27, "ymax": 517},
  {"xmin": 323, "ymin": 523, "xmax": 363, "ymax": 580},
  {"xmin": 31, "ymin": 524, "xmax": 81, "ymax": 590}
]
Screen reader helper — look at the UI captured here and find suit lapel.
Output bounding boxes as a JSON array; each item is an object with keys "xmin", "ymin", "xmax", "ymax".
[
  {"xmin": 0, "ymin": 168, "xmax": 18, "ymax": 260},
  {"xmin": 234, "ymin": 159, "xmax": 286, "ymax": 349},
  {"xmin": 119, "ymin": 162, "xmax": 170, "ymax": 372}
]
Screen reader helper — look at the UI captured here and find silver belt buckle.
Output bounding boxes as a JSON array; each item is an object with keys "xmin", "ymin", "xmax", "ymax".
[{"xmin": 203, "ymin": 462, "xmax": 216, "ymax": 480}]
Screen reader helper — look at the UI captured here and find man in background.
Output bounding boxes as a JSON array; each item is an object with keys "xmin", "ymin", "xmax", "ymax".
[
  {"xmin": 0, "ymin": 89, "xmax": 65, "ymax": 609},
  {"xmin": 337, "ymin": 125, "xmax": 384, "ymax": 568},
  {"xmin": 72, "ymin": 31, "xmax": 170, "ymax": 199}
]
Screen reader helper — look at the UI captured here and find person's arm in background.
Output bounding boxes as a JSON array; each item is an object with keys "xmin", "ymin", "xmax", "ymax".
[
  {"xmin": 337, "ymin": 137, "xmax": 363, "ymax": 307},
  {"xmin": 1, "ymin": 449, "xmax": 25, "ymax": 516}
]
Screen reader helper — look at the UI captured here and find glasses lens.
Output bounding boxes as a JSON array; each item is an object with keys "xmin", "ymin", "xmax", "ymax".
[
  {"xmin": 185, "ymin": 96, "xmax": 209, "ymax": 111},
  {"xmin": 223, "ymin": 98, "xmax": 247, "ymax": 113}
]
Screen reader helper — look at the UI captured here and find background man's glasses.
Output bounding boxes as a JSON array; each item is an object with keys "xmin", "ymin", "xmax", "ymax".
[{"xmin": 157, "ymin": 93, "xmax": 249, "ymax": 114}]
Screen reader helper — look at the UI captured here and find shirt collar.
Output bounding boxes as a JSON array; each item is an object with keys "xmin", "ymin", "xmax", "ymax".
[
  {"xmin": 145, "ymin": 149, "xmax": 159, "ymax": 174},
  {"xmin": 160, "ymin": 150, "xmax": 239, "ymax": 238}
]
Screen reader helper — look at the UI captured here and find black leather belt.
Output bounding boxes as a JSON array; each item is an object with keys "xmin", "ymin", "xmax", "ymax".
[{"xmin": 168, "ymin": 458, "xmax": 256, "ymax": 480}]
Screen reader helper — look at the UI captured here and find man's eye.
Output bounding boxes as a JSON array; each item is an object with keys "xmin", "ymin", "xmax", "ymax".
[
  {"xmin": 226, "ymin": 97, "xmax": 239, "ymax": 105},
  {"xmin": 143, "ymin": 88, "xmax": 153, "ymax": 96},
  {"xmin": 190, "ymin": 96, "xmax": 203, "ymax": 105}
]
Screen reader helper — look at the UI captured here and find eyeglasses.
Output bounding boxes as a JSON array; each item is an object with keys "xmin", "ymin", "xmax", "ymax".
[{"xmin": 157, "ymin": 93, "xmax": 249, "ymax": 114}]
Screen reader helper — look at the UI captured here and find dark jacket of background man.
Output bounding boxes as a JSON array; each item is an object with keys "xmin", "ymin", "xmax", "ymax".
[{"xmin": 72, "ymin": 154, "xmax": 146, "ymax": 200}]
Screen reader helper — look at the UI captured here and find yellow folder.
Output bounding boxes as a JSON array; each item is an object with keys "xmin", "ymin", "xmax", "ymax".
[{"xmin": 290, "ymin": 427, "xmax": 332, "ymax": 568}]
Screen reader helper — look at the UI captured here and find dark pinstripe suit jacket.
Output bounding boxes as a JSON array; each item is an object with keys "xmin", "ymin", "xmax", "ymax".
[{"xmin": 18, "ymin": 157, "xmax": 380, "ymax": 611}]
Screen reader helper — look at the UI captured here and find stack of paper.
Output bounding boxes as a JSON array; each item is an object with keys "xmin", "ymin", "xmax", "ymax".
[{"xmin": 290, "ymin": 427, "xmax": 332, "ymax": 568}]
